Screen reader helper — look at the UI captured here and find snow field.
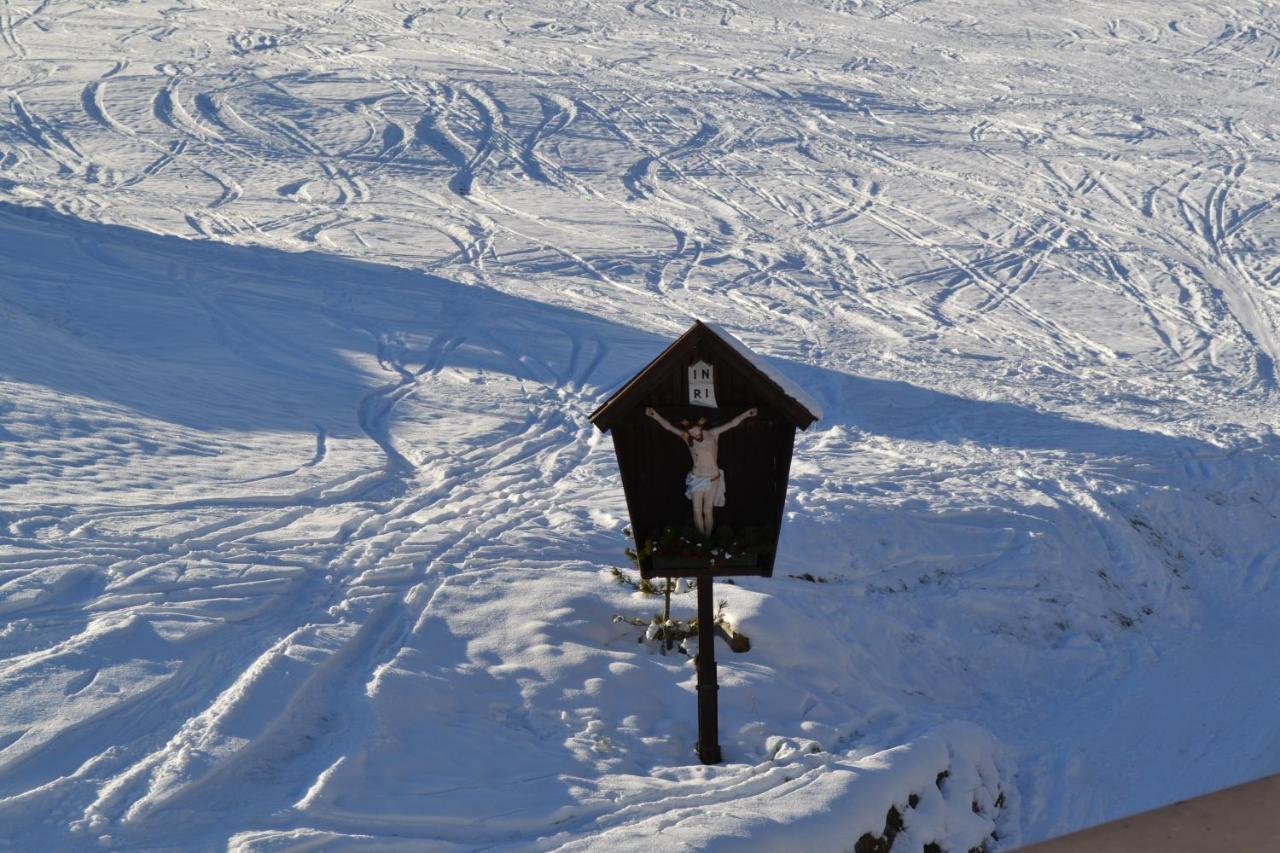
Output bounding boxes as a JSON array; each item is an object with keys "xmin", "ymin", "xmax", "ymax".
[{"xmin": 2, "ymin": 0, "xmax": 1280, "ymax": 849}]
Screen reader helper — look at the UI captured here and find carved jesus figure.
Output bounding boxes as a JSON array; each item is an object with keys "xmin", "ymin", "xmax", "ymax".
[{"xmin": 645, "ymin": 406, "xmax": 758, "ymax": 536}]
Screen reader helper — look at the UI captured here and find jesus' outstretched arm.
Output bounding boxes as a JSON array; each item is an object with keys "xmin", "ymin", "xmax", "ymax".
[
  {"xmin": 708, "ymin": 407, "xmax": 758, "ymax": 437},
  {"xmin": 644, "ymin": 407, "xmax": 685, "ymax": 437}
]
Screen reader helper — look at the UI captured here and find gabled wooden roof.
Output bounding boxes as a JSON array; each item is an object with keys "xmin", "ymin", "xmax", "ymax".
[{"xmin": 590, "ymin": 320, "xmax": 821, "ymax": 433}]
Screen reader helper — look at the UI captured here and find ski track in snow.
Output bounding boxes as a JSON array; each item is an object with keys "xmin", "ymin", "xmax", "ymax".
[{"xmin": 1, "ymin": 1, "xmax": 1280, "ymax": 849}]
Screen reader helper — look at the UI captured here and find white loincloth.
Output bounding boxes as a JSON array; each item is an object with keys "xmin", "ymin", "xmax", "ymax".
[{"xmin": 685, "ymin": 469, "xmax": 726, "ymax": 507}]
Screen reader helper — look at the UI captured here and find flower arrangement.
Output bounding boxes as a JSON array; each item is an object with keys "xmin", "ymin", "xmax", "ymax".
[{"xmin": 633, "ymin": 523, "xmax": 776, "ymax": 572}]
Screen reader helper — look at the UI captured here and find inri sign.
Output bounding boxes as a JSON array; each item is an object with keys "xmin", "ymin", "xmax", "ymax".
[{"xmin": 688, "ymin": 360, "xmax": 717, "ymax": 408}]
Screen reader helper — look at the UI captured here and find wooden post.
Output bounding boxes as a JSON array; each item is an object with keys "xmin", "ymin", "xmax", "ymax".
[{"xmin": 695, "ymin": 573, "xmax": 722, "ymax": 764}]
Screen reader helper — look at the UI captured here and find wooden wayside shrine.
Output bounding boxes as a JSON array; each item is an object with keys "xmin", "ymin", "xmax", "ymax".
[
  {"xmin": 591, "ymin": 320, "xmax": 821, "ymax": 764},
  {"xmin": 590, "ymin": 320, "xmax": 820, "ymax": 579}
]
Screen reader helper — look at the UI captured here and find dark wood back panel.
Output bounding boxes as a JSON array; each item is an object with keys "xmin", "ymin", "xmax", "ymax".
[{"xmin": 612, "ymin": 343, "xmax": 800, "ymax": 578}]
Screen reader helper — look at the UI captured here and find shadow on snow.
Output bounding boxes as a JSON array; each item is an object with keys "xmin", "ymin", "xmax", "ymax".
[{"xmin": 0, "ymin": 201, "xmax": 1226, "ymax": 467}]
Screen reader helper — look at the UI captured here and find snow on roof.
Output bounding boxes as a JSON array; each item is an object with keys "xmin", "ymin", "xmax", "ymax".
[{"xmin": 701, "ymin": 321, "xmax": 824, "ymax": 421}]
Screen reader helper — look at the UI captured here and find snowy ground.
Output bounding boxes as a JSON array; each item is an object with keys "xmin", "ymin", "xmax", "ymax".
[{"xmin": 2, "ymin": 1, "xmax": 1280, "ymax": 849}]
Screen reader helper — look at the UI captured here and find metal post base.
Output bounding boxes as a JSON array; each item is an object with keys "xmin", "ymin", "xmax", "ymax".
[{"xmin": 697, "ymin": 743, "xmax": 722, "ymax": 765}]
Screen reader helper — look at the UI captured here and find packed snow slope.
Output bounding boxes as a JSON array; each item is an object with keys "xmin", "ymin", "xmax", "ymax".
[{"xmin": 2, "ymin": 0, "xmax": 1280, "ymax": 849}]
